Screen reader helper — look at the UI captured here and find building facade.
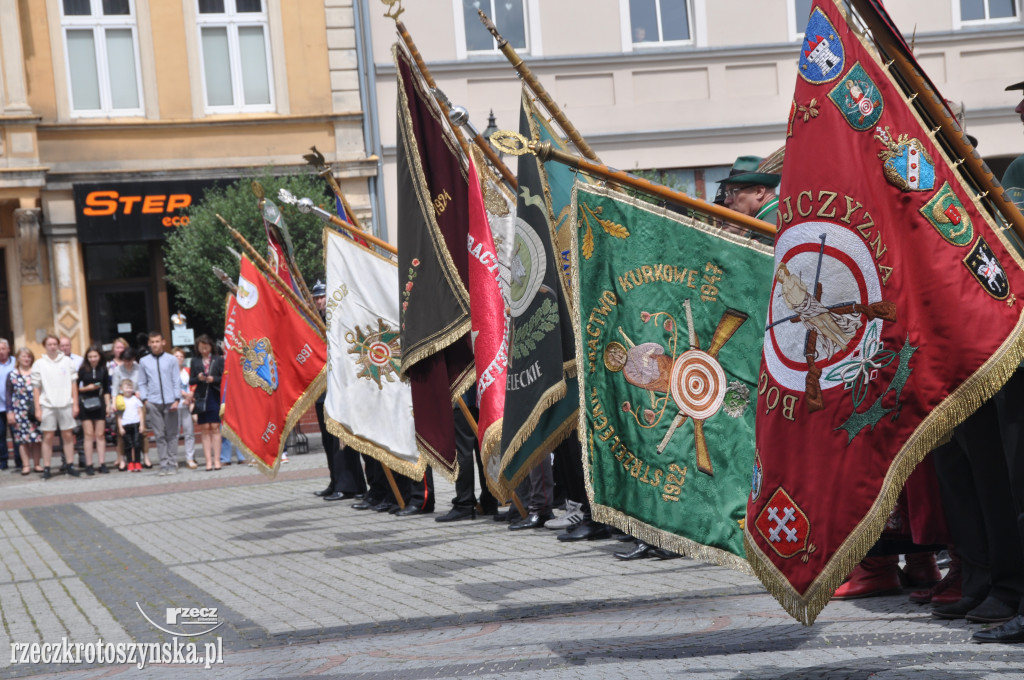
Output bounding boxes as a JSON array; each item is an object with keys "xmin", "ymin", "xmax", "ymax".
[
  {"xmin": 367, "ymin": 0, "xmax": 1024, "ymax": 228},
  {"xmin": 0, "ymin": 0, "xmax": 377, "ymax": 355}
]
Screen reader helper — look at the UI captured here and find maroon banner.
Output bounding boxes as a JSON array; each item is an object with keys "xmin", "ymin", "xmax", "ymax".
[
  {"xmin": 745, "ymin": 0, "xmax": 1024, "ymax": 624},
  {"xmin": 394, "ymin": 41, "xmax": 475, "ymax": 480},
  {"xmin": 222, "ymin": 257, "xmax": 326, "ymax": 476}
]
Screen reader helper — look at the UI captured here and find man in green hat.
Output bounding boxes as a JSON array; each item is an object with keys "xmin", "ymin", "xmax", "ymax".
[
  {"xmin": 718, "ymin": 155, "xmax": 782, "ymax": 225},
  {"xmin": 1001, "ymin": 80, "xmax": 1024, "ymax": 211}
]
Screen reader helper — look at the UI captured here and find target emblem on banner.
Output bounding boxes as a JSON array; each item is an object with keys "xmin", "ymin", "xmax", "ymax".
[
  {"xmin": 368, "ymin": 341, "xmax": 392, "ymax": 367},
  {"xmin": 670, "ymin": 350, "xmax": 727, "ymax": 421}
]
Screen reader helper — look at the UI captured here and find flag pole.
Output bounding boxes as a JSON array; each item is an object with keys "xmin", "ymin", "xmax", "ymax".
[
  {"xmin": 217, "ymin": 215, "xmax": 327, "ymax": 335},
  {"xmin": 848, "ymin": 0, "xmax": 1024, "ymax": 241},
  {"xmin": 509, "ymin": 138, "xmax": 777, "ymax": 237},
  {"xmin": 302, "ymin": 145, "xmax": 370, "ymax": 233},
  {"xmin": 477, "ymin": 9, "xmax": 600, "ymax": 164},
  {"xmin": 393, "ymin": 18, "xmax": 518, "ymax": 189},
  {"xmin": 277, "ymin": 189, "xmax": 398, "ymax": 256},
  {"xmin": 256, "ymin": 194, "xmax": 319, "ymax": 313}
]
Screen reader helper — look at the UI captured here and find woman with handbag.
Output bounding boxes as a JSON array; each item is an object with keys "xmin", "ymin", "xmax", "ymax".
[
  {"xmin": 78, "ymin": 345, "xmax": 110, "ymax": 474},
  {"xmin": 190, "ymin": 335, "xmax": 223, "ymax": 471}
]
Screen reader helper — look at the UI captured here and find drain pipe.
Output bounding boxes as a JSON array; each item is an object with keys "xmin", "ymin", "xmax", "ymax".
[{"xmin": 354, "ymin": 0, "xmax": 387, "ymax": 241}]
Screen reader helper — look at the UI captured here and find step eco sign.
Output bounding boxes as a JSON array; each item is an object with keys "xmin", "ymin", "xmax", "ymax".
[{"xmin": 73, "ymin": 179, "xmax": 228, "ymax": 243}]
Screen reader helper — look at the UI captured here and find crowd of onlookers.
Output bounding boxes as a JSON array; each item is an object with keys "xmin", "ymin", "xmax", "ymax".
[{"xmin": 0, "ymin": 330, "xmax": 257, "ymax": 479}]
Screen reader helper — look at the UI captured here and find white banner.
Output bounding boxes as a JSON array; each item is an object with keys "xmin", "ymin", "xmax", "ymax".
[{"xmin": 324, "ymin": 230, "xmax": 423, "ymax": 479}]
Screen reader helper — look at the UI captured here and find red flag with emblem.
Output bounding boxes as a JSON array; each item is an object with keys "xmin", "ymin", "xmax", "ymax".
[
  {"xmin": 222, "ymin": 256, "xmax": 326, "ymax": 476},
  {"xmin": 745, "ymin": 0, "xmax": 1024, "ymax": 625}
]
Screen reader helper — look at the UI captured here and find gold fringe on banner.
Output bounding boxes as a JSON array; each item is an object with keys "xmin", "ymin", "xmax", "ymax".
[
  {"xmin": 326, "ymin": 415, "xmax": 428, "ymax": 482},
  {"xmin": 393, "ymin": 41, "xmax": 473, "ymax": 373},
  {"xmin": 741, "ymin": 0, "xmax": 1024, "ymax": 626},
  {"xmin": 745, "ymin": 309, "xmax": 1024, "ymax": 625},
  {"xmin": 570, "ymin": 182, "xmax": 770, "ymax": 576}
]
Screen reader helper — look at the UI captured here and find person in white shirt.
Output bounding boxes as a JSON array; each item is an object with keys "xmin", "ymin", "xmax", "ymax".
[
  {"xmin": 31, "ymin": 334, "xmax": 79, "ymax": 479},
  {"xmin": 59, "ymin": 336, "xmax": 84, "ymax": 371}
]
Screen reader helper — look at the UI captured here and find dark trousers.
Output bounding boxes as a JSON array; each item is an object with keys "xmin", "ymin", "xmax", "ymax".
[
  {"xmin": 934, "ymin": 397, "xmax": 1024, "ymax": 608},
  {"xmin": 363, "ymin": 454, "xmax": 393, "ymax": 504},
  {"xmin": 994, "ymin": 368, "xmax": 1024, "ymax": 613},
  {"xmin": 0, "ymin": 412, "xmax": 8, "ymax": 469},
  {"xmin": 315, "ymin": 400, "xmax": 338, "ymax": 493},
  {"xmin": 316, "ymin": 400, "xmax": 368, "ymax": 495},
  {"xmin": 451, "ymin": 404, "xmax": 497, "ymax": 511},
  {"xmin": 408, "ymin": 467, "xmax": 434, "ymax": 511},
  {"xmin": 553, "ymin": 432, "xmax": 590, "ymax": 516},
  {"xmin": 123, "ymin": 423, "xmax": 142, "ymax": 464}
]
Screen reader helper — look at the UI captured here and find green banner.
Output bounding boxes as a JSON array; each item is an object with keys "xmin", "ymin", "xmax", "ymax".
[{"xmin": 572, "ymin": 183, "xmax": 773, "ymax": 569}]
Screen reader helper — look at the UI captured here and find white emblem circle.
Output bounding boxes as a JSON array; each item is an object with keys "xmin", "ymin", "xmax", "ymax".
[
  {"xmin": 509, "ymin": 217, "xmax": 547, "ymax": 318},
  {"xmin": 670, "ymin": 349, "xmax": 727, "ymax": 421},
  {"xmin": 236, "ymin": 275, "xmax": 259, "ymax": 309},
  {"xmin": 764, "ymin": 221, "xmax": 884, "ymax": 393}
]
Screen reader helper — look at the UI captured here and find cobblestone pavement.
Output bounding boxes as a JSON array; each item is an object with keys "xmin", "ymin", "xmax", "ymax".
[{"xmin": 1, "ymin": 438, "xmax": 1021, "ymax": 679}]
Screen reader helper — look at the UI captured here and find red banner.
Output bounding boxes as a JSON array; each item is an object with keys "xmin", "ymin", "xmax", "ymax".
[
  {"xmin": 466, "ymin": 158, "xmax": 509, "ymax": 462},
  {"xmin": 222, "ymin": 257, "xmax": 326, "ymax": 475},
  {"xmin": 745, "ymin": 0, "xmax": 1024, "ymax": 624}
]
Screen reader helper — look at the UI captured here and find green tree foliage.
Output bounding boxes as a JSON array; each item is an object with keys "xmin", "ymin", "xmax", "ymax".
[{"xmin": 164, "ymin": 169, "xmax": 331, "ymax": 334}]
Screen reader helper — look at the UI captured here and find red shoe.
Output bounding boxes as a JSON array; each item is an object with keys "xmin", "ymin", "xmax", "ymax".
[
  {"xmin": 833, "ymin": 555, "xmax": 903, "ymax": 600},
  {"xmin": 909, "ymin": 548, "xmax": 962, "ymax": 604},
  {"xmin": 904, "ymin": 552, "xmax": 941, "ymax": 588}
]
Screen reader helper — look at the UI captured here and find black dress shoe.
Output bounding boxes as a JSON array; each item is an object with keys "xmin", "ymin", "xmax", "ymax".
[
  {"xmin": 557, "ymin": 519, "xmax": 610, "ymax": 542},
  {"xmin": 650, "ymin": 547, "xmax": 682, "ymax": 560},
  {"xmin": 966, "ymin": 596, "xmax": 1018, "ymax": 624},
  {"xmin": 493, "ymin": 509, "xmax": 520, "ymax": 523},
  {"xmin": 324, "ymin": 491, "xmax": 355, "ymax": 501},
  {"xmin": 352, "ymin": 498, "xmax": 380, "ymax": 510},
  {"xmin": 395, "ymin": 504, "xmax": 426, "ymax": 517},
  {"xmin": 436, "ymin": 506, "xmax": 476, "ymax": 522},
  {"xmin": 64, "ymin": 464, "xmax": 80, "ymax": 477},
  {"xmin": 933, "ymin": 596, "xmax": 984, "ymax": 620},
  {"xmin": 372, "ymin": 500, "xmax": 395, "ymax": 512},
  {"xmin": 615, "ymin": 532, "xmax": 638, "ymax": 542},
  {"xmin": 614, "ymin": 541, "xmax": 652, "ymax": 561},
  {"xmin": 973, "ymin": 614, "xmax": 1024, "ymax": 643},
  {"xmin": 509, "ymin": 511, "xmax": 554, "ymax": 531},
  {"xmin": 314, "ymin": 487, "xmax": 334, "ymax": 497}
]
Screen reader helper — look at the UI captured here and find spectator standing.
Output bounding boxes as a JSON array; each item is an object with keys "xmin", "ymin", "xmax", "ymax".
[
  {"xmin": 77, "ymin": 345, "xmax": 110, "ymax": 474},
  {"xmin": 7, "ymin": 347, "xmax": 41, "ymax": 474},
  {"xmin": 189, "ymin": 335, "xmax": 223, "ymax": 471},
  {"xmin": 0, "ymin": 339, "xmax": 15, "ymax": 470},
  {"xmin": 31, "ymin": 334, "xmax": 79, "ymax": 479},
  {"xmin": 136, "ymin": 331, "xmax": 180, "ymax": 476},
  {"xmin": 59, "ymin": 336, "xmax": 84, "ymax": 371},
  {"xmin": 116, "ymin": 379, "xmax": 146, "ymax": 472},
  {"xmin": 173, "ymin": 347, "xmax": 197, "ymax": 469},
  {"xmin": 110, "ymin": 347, "xmax": 141, "ymax": 471}
]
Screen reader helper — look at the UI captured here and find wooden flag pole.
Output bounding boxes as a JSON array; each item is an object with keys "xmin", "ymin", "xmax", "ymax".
[
  {"xmin": 518, "ymin": 139, "xmax": 777, "ymax": 237},
  {"xmin": 217, "ymin": 216, "xmax": 327, "ymax": 335},
  {"xmin": 394, "ymin": 18, "xmax": 518, "ymax": 189},
  {"xmin": 383, "ymin": 467, "xmax": 407, "ymax": 510},
  {"xmin": 477, "ymin": 9, "xmax": 600, "ymax": 164},
  {"xmin": 849, "ymin": 0, "xmax": 1024, "ymax": 241}
]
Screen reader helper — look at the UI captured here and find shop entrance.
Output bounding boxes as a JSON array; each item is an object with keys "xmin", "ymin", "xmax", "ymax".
[{"xmin": 84, "ymin": 243, "xmax": 162, "ymax": 349}]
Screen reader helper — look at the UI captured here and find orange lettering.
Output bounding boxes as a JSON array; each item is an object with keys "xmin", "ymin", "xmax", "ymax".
[
  {"xmin": 142, "ymin": 195, "xmax": 165, "ymax": 214},
  {"xmin": 118, "ymin": 195, "xmax": 142, "ymax": 214},
  {"xmin": 83, "ymin": 191, "xmax": 118, "ymax": 216},
  {"xmin": 166, "ymin": 194, "xmax": 191, "ymax": 212}
]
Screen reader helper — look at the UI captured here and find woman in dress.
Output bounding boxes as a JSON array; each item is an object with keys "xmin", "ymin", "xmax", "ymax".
[
  {"xmin": 78, "ymin": 345, "xmax": 110, "ymax": 474},
  {"xmin": 189, "ymin": 335, "xmax": 223, "ymax": 470},
  {"xmin": 7, "ymin": 347, "xmax": 41, "ymax": 474}
]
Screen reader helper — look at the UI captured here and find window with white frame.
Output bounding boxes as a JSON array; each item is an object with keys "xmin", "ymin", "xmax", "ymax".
[
  {"xmin": 196, "ymin": 0, "xmax": 274, "ymax": 112},
  {"xmin": 60, "ymin": 0, "xmax": 143, "ymax": 116},
  {"xmin": 959, "ymin": 0, "xmax": 1018, "ymax": 22},
  {"xmin": 629, "ymin": 0, "xmax": 692, "ymax": 45},
  {"xmin": 791, "ymin": 0, "xmax": 813, "ymax": 37},
  {"xmin": 460, "ymin": 0, "xmax": 528, "ymax": 54}
]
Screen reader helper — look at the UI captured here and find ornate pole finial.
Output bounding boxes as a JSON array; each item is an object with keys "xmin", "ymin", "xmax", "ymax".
[{"xmin": 381, "ymin": 0, "xmax": 404, "ymax": 20}]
